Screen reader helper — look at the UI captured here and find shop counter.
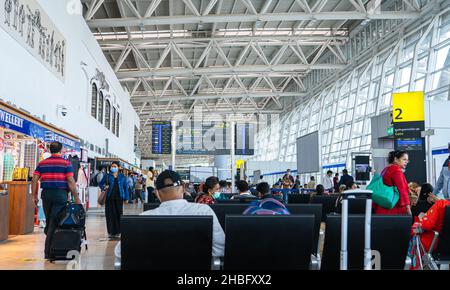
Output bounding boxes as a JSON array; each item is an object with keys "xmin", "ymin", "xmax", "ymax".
[
  {"xmin": 0, "ymin": 187, "xmax": 8, "ymax": 241},
  {"xmin": 8, "ymin": 181, "xmax": 34, "ymax": 235}
]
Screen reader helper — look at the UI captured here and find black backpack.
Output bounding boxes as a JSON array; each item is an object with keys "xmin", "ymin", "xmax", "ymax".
[{"xmin": 58, "ymin": 202, "xmax": 86, "ymax": 229}]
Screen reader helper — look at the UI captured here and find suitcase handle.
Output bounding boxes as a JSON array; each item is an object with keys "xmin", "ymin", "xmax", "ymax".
[
  {"xmin": 341, "ymin": 189, "xmax": 372, "ymax": 199},
  {"xmin": 340, "ymin": 190, "xmax": 373, "ymax": 270}
]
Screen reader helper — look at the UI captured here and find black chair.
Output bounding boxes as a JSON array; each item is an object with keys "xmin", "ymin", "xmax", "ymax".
[
  {"xmin": 321, "ymin": 215, "xmax": 411, "ymax": 270},
  {"xmin": 143, "ymin": 203, "xmax": 160, "ymax": 212},
  {"xmin": 412, "ymin": 200, "xmax": 432, "ymax": 217},
  {"xmin": 432, "ymin": 206, "xmax": 450, "ymax": 268},
  {"xmin": 209, "ymin": 204, "xmax": 249, "ymax": 230},
  {"xmin": 286, "ymin": 204, "xmax": 322, "ymax": 256},
  {"xmin": 223, "ymin": 215, "xmax": 315, "ymax": 270},
  {"xmin": 120, "ymin": 215, "xmax": 213, "ymax": 270},
  {"xmin": 288, "ymin": 194, "xmax": 311, "ymax": 204},
  {"xmin": 335, "ymin": 198, "xmax": 371, "ymax": 215},
  {"xmin": 216, "ymin": 199, "xmax": 253, "ymax": 204},
  {"xmin": 310, "ymin": 195, "xmax": 338, "ymax": 222}
]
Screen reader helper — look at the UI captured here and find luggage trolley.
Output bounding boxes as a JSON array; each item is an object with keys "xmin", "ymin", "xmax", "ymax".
[{"xmin": 340, "ymin": 189, "xmax": 373, "ymax": 270}]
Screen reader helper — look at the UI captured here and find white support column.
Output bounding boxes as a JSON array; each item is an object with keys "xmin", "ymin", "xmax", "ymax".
[{"xmin": 231, "ymin": 121, "xmax": 236, "ymax": 192}]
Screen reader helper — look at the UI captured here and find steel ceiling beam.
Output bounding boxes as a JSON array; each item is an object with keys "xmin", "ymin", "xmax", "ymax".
[
  {"xmin": 130, "ymin": 91, "xmax": 307, "ymax": 102},
  {"xmin": 116, "ymin": 63, "xmax": 345, "ymax": 78},
  {"xmin": 87, "ymin": 11, "xmax": 420, "ymax": 28}
]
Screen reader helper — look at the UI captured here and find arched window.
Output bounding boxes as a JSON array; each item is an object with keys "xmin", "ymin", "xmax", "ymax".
[
  {"xmin": 98, "ymin": 92, "xmax": 104, "ymax": 124},
  {"xmin": 91, "ymin": 83, "xmax": 98, "ymax": 119},
  {"xmin": 112, "ymin": 107, "xmax": 116, "ymax": 135},
  {"xmin": 105, "ymin": 100, "xmax": 111, "ymax": 130}
]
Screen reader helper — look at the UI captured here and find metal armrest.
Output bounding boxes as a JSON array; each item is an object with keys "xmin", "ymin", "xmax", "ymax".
[
  {"xmin": 428, "ymin": 231, "xmax": 439, "ymax": 256},
  {"xmin": 212, "ymin": 257, "xmax": 223, "ymax": 270},
  {"xmin": 114, "ymin": 257, "xmax": 121, "ymax": 270},
  {"xmin": 310, "ymin": 254, "xmax": 320, "ymax": 270},
  {"xmin": 404, "ymin": 256, "xmax": 412, "ymax": 270}
]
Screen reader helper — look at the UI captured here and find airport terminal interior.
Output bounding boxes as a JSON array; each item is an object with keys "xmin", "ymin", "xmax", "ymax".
[{"xmin": 1, "ymin": 0, "xmax": 450, "ymax": 272}]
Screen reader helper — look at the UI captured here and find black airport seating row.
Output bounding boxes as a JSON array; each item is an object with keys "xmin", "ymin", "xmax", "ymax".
[
  {"xmin": 145, "ymin": 203, "xmax": 322, "ymax": 256},
  {"xmin": 119, "ymin": 204, "xmax": 450, "ymax": 270}
]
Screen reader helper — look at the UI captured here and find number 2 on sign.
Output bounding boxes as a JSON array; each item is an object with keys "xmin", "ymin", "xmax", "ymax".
[{"xmin": 394, "ymin": 108, "xmax": 403, "ymax": 120}]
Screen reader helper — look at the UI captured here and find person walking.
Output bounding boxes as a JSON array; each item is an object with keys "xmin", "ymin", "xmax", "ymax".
[
  {"xmin": 31, "ymin": 142, "xmax": 81, "ymax": 260},
  {"xmin": 146, "ymin": 167, "xmax": 156, "ymax": 203},
  {"xmin": 373, "ymin": 150, "xmax": 412, "ymax": 215},
  {"xmin": 134, "ymin": 175, "xmax": 144, "ymax": 207},
  {"xmin": 99, "ymin": 162, "xmax": 129, "ymax": 240},
  {"xmin": 433, "ymin": 143, "xmax": 450, "ymax": 199}
]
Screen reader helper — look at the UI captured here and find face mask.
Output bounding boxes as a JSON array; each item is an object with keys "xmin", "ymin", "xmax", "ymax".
[
  {"xmin": 212, "ymin": 192, "xmax": 221, "ymax": 199},
  {"xmin": 111, "ymin": 168, "xmax": 118, "ymax": 173}
]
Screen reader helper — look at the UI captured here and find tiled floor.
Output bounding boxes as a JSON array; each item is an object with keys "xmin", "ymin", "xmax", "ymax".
[{"xmin": 0, "ymin": 204, "xmax": 142, "ymax": 270}]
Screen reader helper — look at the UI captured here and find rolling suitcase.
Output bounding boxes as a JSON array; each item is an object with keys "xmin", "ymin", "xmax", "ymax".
[
  {"xmin": 49, "ymin": 202, "xmax": 88, "ymax": 262},
  {"xmin": 340, "ymin": 189, "xmax": 373, "ymax": 270},
  {"xmin": 49, "ymin": 228, "xmax": 85, "ymax": 262}
]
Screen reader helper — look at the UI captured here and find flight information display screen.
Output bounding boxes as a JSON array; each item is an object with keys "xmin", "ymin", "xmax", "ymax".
[
  {"xmin": 176, "ymin": 121, "xmax": 229, "ymax": 155},
  {"xmin": 176, "ymin": 121, "xmax": 255, "ymax": 156},
  {"xmin": 151, "ymin": 121, "xmax": 172, "ymax": 154}
]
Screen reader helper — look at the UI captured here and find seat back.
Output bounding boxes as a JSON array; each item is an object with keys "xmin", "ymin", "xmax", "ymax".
[
  {"xmin": 321, "ymin": 215, "xmax": 411, "ymax": 270},
  {"xmin": 209, "ymin": 204, "xmax": 249, "ymax": 230},
  {"xmin": 335, "ymin": 198, "xmax": 370, "ymax": 215},
  {"xmin": 287, "ymin": 204, "xmax": 322, "ymax": 255},
  {"xmin": 121, "ymin": 215, "xmax": 213, "ymax": 270},
  {"xmin": 310, "ymin": 195, "xmax": 338, "ymax": 222},
  {"xmin": 143, "ymin": 203, "xmax": 160, "ymax": 212},
  {"xmin": 288, "ymin": 194, "xmax": 311, "ymax": 204},
  {"xmin": 223, "ymin": 215, "xmax": 315, "ymax": 270},
  {"xmin": 216, "ymin": 199, "xmax": 253, "ymax": 204},
  {"xmin": 435, "ymin": 206, "xmax": 450, "ymax": 261}
]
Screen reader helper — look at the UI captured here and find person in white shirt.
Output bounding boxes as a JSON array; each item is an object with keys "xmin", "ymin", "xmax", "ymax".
[
  {"xmin": 231, "ymin": 180, "xmax": 257, "ymax": 200},
  {"xmin": 323, "ymin": 170, "xmax": 334, "ymax": 192},
  {"xmin": 115, "ymin": 170, "xmax": 225, "ymax": 259},
  {"xmin": 145, "ymin": 167, "xmax": 156, "ymax": 203}
]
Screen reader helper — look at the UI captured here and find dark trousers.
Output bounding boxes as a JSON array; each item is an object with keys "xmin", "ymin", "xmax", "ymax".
[
  {"xmin": 105, "ymin": 197, "xmax": 123, "ymax": 235},
  {"xmin": 147, "ymin": 187, "xmax": 155, "ymax": 203},
  {"xmin": 42, "ymin": 189, "xmax": 68, "ymax": 258},
  {"xmin": 135, "ymin": 189, "xmax": 143, "ymax": 203}
]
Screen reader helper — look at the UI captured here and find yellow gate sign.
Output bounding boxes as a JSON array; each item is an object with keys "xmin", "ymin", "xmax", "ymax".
[
  {"xmin": 392, "ymin": 92, "xmax": 425, "ymax": 123},
  {"xmin": 236, "ymin": 160, "xmax": 245, "ymax": 169}
]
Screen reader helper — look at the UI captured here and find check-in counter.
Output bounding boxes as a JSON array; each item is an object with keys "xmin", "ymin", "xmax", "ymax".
[
  {"xmin": 0, "ymin": 185, "xmax": 8, "ymax": 241},
  {"xmin": 8, "ymin": 181, "xmax": 34, "ymax": 235}
]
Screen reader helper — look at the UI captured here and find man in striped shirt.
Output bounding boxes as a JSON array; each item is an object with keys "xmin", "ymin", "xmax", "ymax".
[{"xmin": 32, "ymin": 141, "xmax": 81, "ymax": 259}]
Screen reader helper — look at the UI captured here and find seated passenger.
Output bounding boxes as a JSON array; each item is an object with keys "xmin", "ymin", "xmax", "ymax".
[
  {"xmin": 408, "ymin": 182, "xmax": 421, "ymax": 206},
  {"xmin": 409, "ymin": 199, "xmax": 450, "ymax": 269},
  {"xmin": 256, "ymin": 182, "xmax": 284, "ymax": 203},
  {"xmin": 114, "ymin": 170, "xmax": 225, "ymax": 260},
  {"xmin": 231, "ymin": 180, "xmax": 257, "ymax": 200},
  {"xmin": 243, "ymin": 183, "xmax": 290, "ymax": 215},
  {"xmin": 219, "ymin": 180, "xmax": 231, "ymax": 194},
  {"xmin": 195, "ymin": 176, "xmax": 218, "ymax": 204},
  {"xmin": 314, "ymin": 184, "xmax": 325, "ymax": 196},
  {"xmin": 335, "ymin": 184, "xmax": 348, "ymax": 210},
  {"xmin": 419, "ymin": 183, "xmax": 439, "ymax": 205}
]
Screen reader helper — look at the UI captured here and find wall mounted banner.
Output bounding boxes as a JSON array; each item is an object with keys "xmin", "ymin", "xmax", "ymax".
[
  {"xmin": 0, "ymin": 0, "xmax": 66, "ymax": 81},
  {"xmin": 393, "ymin": 92, "xmax": 426, "ymax": 183}
]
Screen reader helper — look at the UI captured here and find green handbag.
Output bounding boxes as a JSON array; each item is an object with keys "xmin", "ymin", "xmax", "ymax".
[{"xmin": 367, "ymin": 174, "xmax": 400, "ymax": 209}]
